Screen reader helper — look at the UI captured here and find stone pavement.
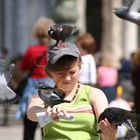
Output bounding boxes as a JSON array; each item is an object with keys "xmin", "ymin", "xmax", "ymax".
[
  {"xmin": 0, "ymin": 124, "xmax": 41, "ymax": 140},
  {"xmin": 0, "ymin": 104, "xmax": 41, "ymax": 140}
]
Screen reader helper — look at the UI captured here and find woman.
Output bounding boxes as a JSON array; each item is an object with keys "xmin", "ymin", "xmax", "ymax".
[{"xmin": 27, "ymin": 41, "xmax": 117, "ymax": 140}]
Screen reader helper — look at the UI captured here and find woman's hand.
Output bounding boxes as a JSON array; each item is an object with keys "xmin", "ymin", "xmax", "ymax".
[
  {"xmin": 99, "ymin": 118, "xmax": 117, "ymax": 140},
  {"xmin": 46, "ymin": 106, "xmax": 67, "ymax": 121}
]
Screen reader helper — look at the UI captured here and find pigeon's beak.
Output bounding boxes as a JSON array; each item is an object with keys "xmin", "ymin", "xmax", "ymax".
[{"xmin": 112, "ymin": 9, "xmax": 117, "ymax": 13}]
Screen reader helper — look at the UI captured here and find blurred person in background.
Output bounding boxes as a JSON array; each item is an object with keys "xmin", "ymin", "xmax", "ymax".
[
  {"xmin": 131, "ymin": 48, "xmax": 140, "ymax": 138},
  {"xmin": 118, "ymin": 55, "xmax": 135, "ymax": 108},
  {"xmin": 97, "ymin": 53, "xmax": 119, "ymax": 103},
  {"xmin": 76, "ymin": 33, "xmax": 97, "ymax": 86},
  {"xmin": 15, "ymin": 16, "xmax": 55, "ymax": 140}
]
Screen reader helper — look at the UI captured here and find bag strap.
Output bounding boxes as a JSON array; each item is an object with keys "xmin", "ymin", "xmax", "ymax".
[{"xmin": 27, "ymin": 49, "xmax": 47, "ymax": 77}]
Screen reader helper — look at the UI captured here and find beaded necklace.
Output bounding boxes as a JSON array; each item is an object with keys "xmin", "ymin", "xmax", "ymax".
[{"xmin": 69, "ymin": 82, "xmax": 80, "ymax": 102}]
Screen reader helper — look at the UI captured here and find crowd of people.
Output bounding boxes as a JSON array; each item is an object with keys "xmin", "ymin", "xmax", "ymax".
[{"xmin": 1, "ymin": 16, "xmax": 140, "ymax": 140}]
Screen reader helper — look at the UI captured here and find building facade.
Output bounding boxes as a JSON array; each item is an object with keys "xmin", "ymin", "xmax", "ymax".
[{"xmin": 0, "ymin": 0, "xmax": 139, "ymax": 63}]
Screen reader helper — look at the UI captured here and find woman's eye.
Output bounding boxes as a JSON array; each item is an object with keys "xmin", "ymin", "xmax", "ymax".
[{"xmin": 69, "ymin": 71, "xmax": 76, "ymax": 75}]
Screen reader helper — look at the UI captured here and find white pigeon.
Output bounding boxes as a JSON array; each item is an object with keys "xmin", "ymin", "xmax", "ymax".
[{"xmin": 0, "ymin": 59, "xmax": 17, "ymax": 104}]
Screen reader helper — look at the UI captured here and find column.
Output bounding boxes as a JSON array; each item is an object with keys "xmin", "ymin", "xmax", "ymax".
[
  {"xmin": 122, "ymin": 24, "xmax": 138, "ymax": 59},
  {"xmin": 101, "ymin": 0, "xmax": 123, "ymax": 68},
  {"xmin": 76, "ymin": 0, "xmax": 86, "ymax": 34}
]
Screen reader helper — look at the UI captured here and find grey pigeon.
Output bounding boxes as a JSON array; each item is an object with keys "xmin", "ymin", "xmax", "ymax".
[
  {"xmin": 38, "ymin": 83, "xmax": 70, "ymax": 107},
  {"xmin": 48, "ymin": 24, "xmax": 78, "ymax": 43},
  {"xmin": 98, "ymin": 107, "xmax": 140, "ymax": 135},
  {"xmin": 113, "ymin": 0, "xmax": 140, "ymax": 25},
  {"xmin": 0, "ymin": 59, "xmax": 17, "ymax": 104}
]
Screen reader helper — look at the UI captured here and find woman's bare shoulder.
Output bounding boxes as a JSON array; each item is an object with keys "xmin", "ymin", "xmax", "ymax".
[{"xmin": 90, "ymin": 87, "xmax": 108, "ymax": 102}]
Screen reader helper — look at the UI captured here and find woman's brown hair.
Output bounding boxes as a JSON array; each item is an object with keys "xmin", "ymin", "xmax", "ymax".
[{"xmin": 46, "ymin": 55, "xmax": 81, "ymax": 76}]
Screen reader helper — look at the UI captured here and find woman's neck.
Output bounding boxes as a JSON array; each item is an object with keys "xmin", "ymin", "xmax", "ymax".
[{"xmin": 64, "ymin": 82, "xmax": 80, "ymax": 101}]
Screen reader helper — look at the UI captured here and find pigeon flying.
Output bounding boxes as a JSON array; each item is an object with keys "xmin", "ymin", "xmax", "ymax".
[
  {"xmin": 113, "ymin": 0, "xmax": 140, "ymax": 25},
  {"xmin": 0, "ymin": 59, "xmax": 17, "ymax": 104}
]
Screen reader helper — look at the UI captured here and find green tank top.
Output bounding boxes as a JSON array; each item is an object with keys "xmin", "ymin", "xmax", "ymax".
[{"xmin": 43, "ymin": 85, "xmax": 100, "ymax": 140}]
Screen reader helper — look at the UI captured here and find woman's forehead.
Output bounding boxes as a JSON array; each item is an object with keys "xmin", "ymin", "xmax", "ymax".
[{"xmin": 56, "ymin": 63, "xmax": 80, "ymax": 73}]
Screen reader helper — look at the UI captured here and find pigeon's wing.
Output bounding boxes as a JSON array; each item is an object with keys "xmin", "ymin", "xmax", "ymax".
[
  {"xmin": 4, "ymin": 63, "xmax": 15, "ymax": 84},
  {"xmin": 0, "ymin": 59, "xmax": 15, "ymax": 84},
  {"xmin": 128, "ymin": 0, "xmax": 135, "ymax": 10},
  {"xmin": 0, "ymin": 73, "xmax": 7, "ymax": 86},
  {"xmin": 0, "ymin": 86, "xmax": 17, "ymax": 104},
  {"xmin": 38, "ymin": 88, "xmax": 61, "ymax": 102},
  {"xmin": 0, "ymin": 59, "xmax": 5, "ymax": 74},
  {"xmin": 0, "ymin": 73, "xmax": 17, "ymax": 104},
  {"xmin": 63, "ymin": 25, "xmax": 77, "ymax": 34}
]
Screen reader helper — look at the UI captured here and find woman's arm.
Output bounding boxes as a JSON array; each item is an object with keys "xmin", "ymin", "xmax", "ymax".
[
  {"xmin": 91, "ymin": 88, "xmax": 108, "ymax": 117},
  {"xmin": 91, "ymin": 88, "xmax": 117, "ymax": 140},
  {"xmin": 27, "ymin": 94, "xmax": 46, "ymax": 122}
]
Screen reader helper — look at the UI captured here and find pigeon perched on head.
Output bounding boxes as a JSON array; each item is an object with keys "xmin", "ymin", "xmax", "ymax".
[
  {"xmin": 48, "ymin": 24, "xmax": 78, "ymax": 43},
  {"xmin": 113, "ymin": 0, "xmax": 140, "ymax": 25},
  {"xmin": 98, "ymin": 107, "xmax": 140, "ymax": 135},
  {"xmin": 38, "ymin": 83, "xmax": 70, "ymax": 107},
  {"xmin": 0, "ymin": 59, "xmax": 17, "ymax": 104}
]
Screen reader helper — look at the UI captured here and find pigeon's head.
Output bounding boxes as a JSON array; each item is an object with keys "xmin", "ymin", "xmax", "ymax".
[
  {"xmin": 113, "ymin": 7, "xmax": 128, "ymax": 17},
  {"xmin": 48, "ymin": 24, "xmax": 62, "ymax": 40},
  {"xmin": 37, "ymin": 84, "xmax": 67, "ymax": 107}
]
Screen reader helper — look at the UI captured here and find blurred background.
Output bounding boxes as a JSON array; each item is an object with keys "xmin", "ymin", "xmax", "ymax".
[
  {"xmin": 0, "ymin": 0, "xmax": 139, "ymax": 60},
  {"xmin": 0, "ymin": 0, "xmax": 140, "ymax": 140}
]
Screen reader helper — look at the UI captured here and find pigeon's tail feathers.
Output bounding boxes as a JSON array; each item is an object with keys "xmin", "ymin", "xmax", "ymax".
[
  {"xmin": 123, "ymin": 119, "xmax": 136, "ymax": 131},
  {"xmin": 123, "ymin": 119, "xmax": 140, "ymax": 135},
  {"xmin": 71, "ymin": 26, "xmax": 78, "ymax": 34},
  {"xmin": 0, "ymin": 87, "xmax": 17, "ymax": 104},
  {"xmin": 128, "ymin": 111, "xmax": 140, "ymax": 120}
]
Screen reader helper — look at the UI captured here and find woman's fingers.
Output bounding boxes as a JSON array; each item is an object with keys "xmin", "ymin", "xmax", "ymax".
[
  {"xmin": 99, "ymin": 118, "xmax": 117, "ymax": 139},
  {"xmin": 46, "ymin": 106, "xmax": 66, "ymax": 120}
]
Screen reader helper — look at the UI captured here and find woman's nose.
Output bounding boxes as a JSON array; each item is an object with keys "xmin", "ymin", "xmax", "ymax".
[{"xmin": 64, "ymin": 74, "xmax": 71, "ymax": 81}]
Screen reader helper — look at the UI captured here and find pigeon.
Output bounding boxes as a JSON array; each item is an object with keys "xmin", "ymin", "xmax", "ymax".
[
  {"xmin": 98, "ymin": 107, "xmax": 140, "ymax": 134},
  {"xmin": 38, "ymin": 83, "xmax": 70, "ymax": 107},
  {"xmin": 4, "ymin": 63, "xmax": 15, "ymax": 84},
  {"xmin": 48, "ymin": 24, "xmax": 78, "ymax": 43},
  {"xmin": 113, "ymin": 0, "xmax": 140, "ymax": 25},
  {"xmin": 0, "ymin": 59, "xmax": 17, "ymax": 104}
]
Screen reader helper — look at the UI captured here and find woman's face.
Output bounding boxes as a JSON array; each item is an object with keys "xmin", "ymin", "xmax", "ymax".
[{"xmin": 50, "ymin": 60, "xmax": 80, "ymax": 93}]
